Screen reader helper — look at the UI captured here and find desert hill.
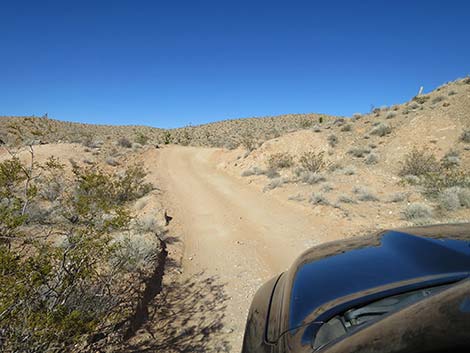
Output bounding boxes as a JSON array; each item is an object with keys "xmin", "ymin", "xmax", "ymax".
[{"xmin": 0, "ymin": 76, "xmax": 469, "ymax": 352}]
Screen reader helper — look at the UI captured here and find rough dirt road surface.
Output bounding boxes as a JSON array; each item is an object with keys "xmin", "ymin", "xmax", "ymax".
[{"xmin": 155, "ymin": 146, "xmax": 328, "ymax": 352}]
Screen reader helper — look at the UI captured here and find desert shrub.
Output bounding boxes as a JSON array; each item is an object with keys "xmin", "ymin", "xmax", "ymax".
[
  {"xmin": 421, "ymin": 169, "xmax": 470, "ymax": 196},
  {"xmin": 385, "ymin": 112, "xmax": 396, "ymax": 119},
  {"xmin": 267, "ymin": 152, "xmax": 294, "ymax": 170},
  {"xmin": 398, "ymin": 148, "xmax": 440, "ymax": 177},
  {"xmin": 402, "ymin": 174, "xmax": 421, "ymax": 185},
  {"xmin": 340, "ymin": 124, "xmax": 352, "ymax": 132},
  {"xmin": 339, "ymin": 166, "xmax": 356, "ymax": 175},
  {"xmin": 464, "ymin": 77, "xmax": 470, "ymax": 84},
  {"xmin": 348, "ymin": 146, "xmax": 371, "ymax": 158},
  {"xmin": 365, "ymin": 153, "xmax": 379, "ymax": 165},
  {"xmin": 432, "ymin": 95, "xmax": 445, "ymax": 104},
  {"xmin": 118, "ymin": 137, "xmax": 132, "ymax": 148},
  {"xmin": 310, "ymin": 192, "xmax": 329, "ymax": 205},
  {"xmin": 134, "ymin": 132, "xmax": 149, "ymax": 145},
  {"xmin": 240, "ymin": 132, "xmax": 257, "ymax": 152},
  {"xmin": 440, "ymin": 150, "xmax": 460, "ymax": 169},
  {"xmin": 412, "ymin": 95, "xmax": 430, "ymax": 104},
  {"xmin": 300, "ymin": 171, "xmax": 326, "ymax": 185},
  {"xmin": 0, "ymin": 154, "xmax": 158, "ymax": 351},
  {"xmin": 112, "ymin": 232, "xmax": 160, "ymax": 272},
  {"xmin": 132, "ymin": 143, "xmax": 143, "ymax": 151},
  {"xmin": 387, "ymin": 192, "xmax": 407, "ymax": 203},
  {"xmin": 438, "ymin": 187, "xmax": 463, "ymax": 211},
  {"xmin": 312, "ymin": 125, "xmax": 322, "ymax": 132},
  {"xmin": 263, "ymin": 177, "xmax": 285, "ymax": 191},
  {"xmin": 352, "ymin": 113, "xmax": 362, "ymax": 120},
  {"xmin": 224, "ymin": 139, "xmax": 239, "ymax": 150},
  {"xmin": 263, "ymin": 168, "xmax": 279, "ymax": 179},
  {"xmin": 448, "ymin": 90, "xmax": 457, "ymax": 96},
  {"xmin": 402, "ymin": 203, "xmax": 433, "ymax": 222},
  {"xmin": 353, "ymin": 186, "xmax": 379, "ymax": 201},
  {"xmin": 163, "ymin": 131, "xmax": 172, "ymax": 144},
  {"xmin": 299, "ymin": 151, "xmax": 328, "ymax": 173},
  {"xmin": 372, "ymin": 107, "xmax": 381, "ymax": 115},
  {"xmin": 461, "ymin": 130, "xmax": 470, "ymax": 143},
  {"xmin": 370, "ymin": 123, "xmax": 392, "ymax": 137},
  {"xmin": 334, "ymin": 118, "xmax": 345, "ymax": 126},
  {"xmin": 321, "ymin": 183, "xmax": 334, "ymax": 192},
  {"xmin": 300, "ymin": 118, "xmax": 314, "ymax": 128},
  {"xmin": 337, "ymin": 195, "xmax": 356, "ymax": 204},
  {"xmin": 241, "ymin": 166, "xmax": 265, "ymax": 177},
  {"xmin": 136, "ymin": 215, "xmax": 162, "ymax": 233},
  {"xmin": 327, "ymin": 134, "xmax": 338, "ymax": 147}
]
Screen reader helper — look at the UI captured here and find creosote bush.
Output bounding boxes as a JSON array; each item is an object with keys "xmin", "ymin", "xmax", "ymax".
[
  {"xmin": 267, "ymin": 152, "xmax": 294, "ymax": 170},
  {"xmin": 299, "ymin": 151, "xmax": 328, "ymax": 173},
  {"xmin": 0, "ymin": 153, "xmax": 155, "ymax": 351},
  {"xmin": 399, "ymin": 147, "xmax": 440, "ymax": 177}
]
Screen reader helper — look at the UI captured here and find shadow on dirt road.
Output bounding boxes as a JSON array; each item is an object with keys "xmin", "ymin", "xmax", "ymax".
[{"xmin": 122, "ymin": 270, "xmax": 231, "ymax": 353}]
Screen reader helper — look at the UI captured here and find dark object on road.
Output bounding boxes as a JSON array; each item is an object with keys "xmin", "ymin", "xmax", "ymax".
[
  {"xmin": 164, "ymin": 210, "xmax": 173, "ymax": 226},
  {"xmin": 242, "ymin": 223, "xmax": 470, "ymax": 353}
]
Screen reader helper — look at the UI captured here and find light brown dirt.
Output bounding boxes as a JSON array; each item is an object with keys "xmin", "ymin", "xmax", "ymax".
[{"xmin": 152, "ymin": 145, "xmax": 341, "ymax": 352}]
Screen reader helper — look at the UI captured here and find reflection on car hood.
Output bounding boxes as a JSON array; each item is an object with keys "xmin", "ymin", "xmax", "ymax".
[{"xmin": 284, "ymin": 225, "xmax": 470, "ymax": 332}]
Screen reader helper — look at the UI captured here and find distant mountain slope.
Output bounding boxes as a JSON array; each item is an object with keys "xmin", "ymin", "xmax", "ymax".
[{"xmin": 1, "ymin": 76, "xmax": 469, "ymax": 151}]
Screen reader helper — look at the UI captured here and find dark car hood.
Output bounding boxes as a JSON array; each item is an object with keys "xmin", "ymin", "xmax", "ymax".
[{"xmin": 281, "ymin": 224, "xmax": 470, "ymax": 336}]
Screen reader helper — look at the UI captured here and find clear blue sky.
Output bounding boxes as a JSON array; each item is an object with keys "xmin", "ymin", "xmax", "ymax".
[{"xmin": 1, "ymin": 1, "xmax": 469, "ymax": 128}]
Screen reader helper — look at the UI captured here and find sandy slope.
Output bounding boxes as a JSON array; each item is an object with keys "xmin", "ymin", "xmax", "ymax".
[{"xmin": 153, "ymin": 145, "xmax": 333, "ymax": 352}]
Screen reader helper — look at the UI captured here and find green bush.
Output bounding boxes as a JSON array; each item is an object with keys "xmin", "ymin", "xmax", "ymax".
[
  {"xmin": 399, "ymin": 148, "xmax": 440, "ymax": 177},
  {"xmin": 0, "ymin": 154, "xmax": 156, "ymax": 351},
  {"xmin": 421, "ymin": 169, "xmax": 470, "ymax": 196},
  {"xmin": 299, "ymin": 151, "xmax": 328, "ymax": 173}
]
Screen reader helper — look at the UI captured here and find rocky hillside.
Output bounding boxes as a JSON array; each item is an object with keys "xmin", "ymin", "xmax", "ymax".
[
  {"xmin": 0, "ymin": 112, "xmax": 337, "ymax": 149},
  {"xmin": 216, "ymin": 76, "xmax": 470, "ymax": 231}
]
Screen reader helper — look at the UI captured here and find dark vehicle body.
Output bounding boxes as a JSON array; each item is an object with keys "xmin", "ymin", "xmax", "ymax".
[{"xmin": 242, "ymin": 223, "xmax": 470, "ymax": 353}]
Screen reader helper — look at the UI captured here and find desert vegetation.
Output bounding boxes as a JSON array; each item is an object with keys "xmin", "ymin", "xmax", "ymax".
[
  {"xmin": 0, "ymin": 75, "xmax": 469, "ymax": 352},
  {"xmin": 0, "ymin": 147, "xmax": 164, "ymax": 351}
]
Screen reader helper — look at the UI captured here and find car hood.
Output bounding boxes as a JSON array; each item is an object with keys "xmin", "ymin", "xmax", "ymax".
[{"xmin": 281, "ymin": 224, "xmax": 470, "ymax": 335}]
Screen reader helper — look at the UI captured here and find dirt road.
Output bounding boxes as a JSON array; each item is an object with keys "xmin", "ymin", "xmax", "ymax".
[{"xmin": 154, "ymin": 146, "xmax": 327, "ymax": 352}]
